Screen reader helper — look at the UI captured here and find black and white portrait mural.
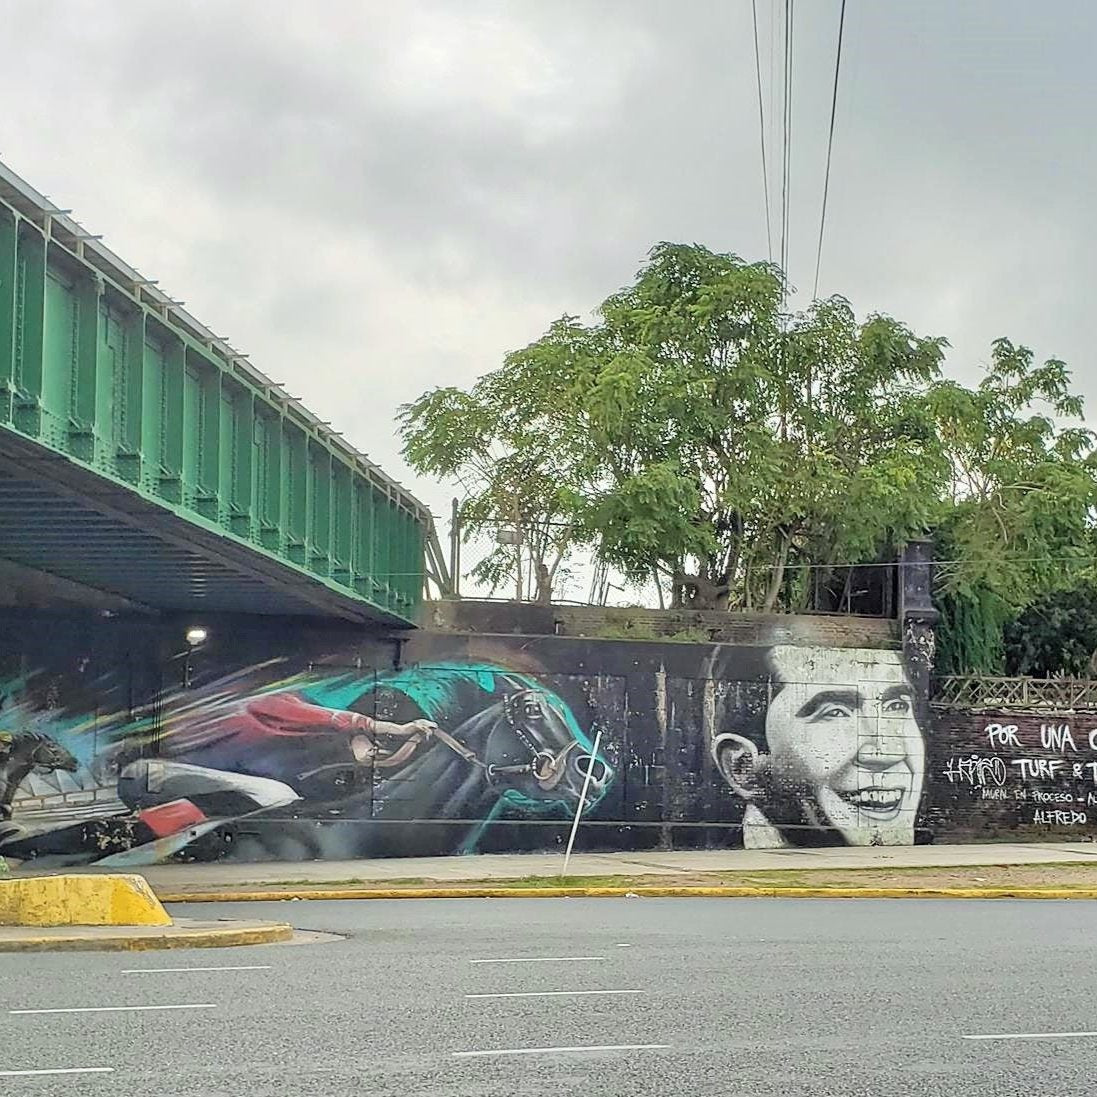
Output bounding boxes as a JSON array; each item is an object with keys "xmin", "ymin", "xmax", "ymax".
[{"xmin": 710, "ymin": 646, "xmax": 925, "ymax": 848}]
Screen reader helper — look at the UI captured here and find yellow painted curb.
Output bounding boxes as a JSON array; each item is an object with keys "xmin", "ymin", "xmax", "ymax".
[
  {"xmin": 0, "ymin": 922, "xmax": 293, "ymax": 953},
  {"xmin": 157, "ymin": 885, "xmax": 1097, "ymax": 902},
  {"xmin": 0, "ymin": 873, "xmax": 171, "ymax": 927}
]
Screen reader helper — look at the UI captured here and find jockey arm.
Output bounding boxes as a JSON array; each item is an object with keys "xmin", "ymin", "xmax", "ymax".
[{"xmin": 245, "ymin": 692, "xmax": 435, "ymax": 741}]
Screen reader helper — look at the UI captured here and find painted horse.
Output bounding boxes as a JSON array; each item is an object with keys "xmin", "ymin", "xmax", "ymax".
[
  {"xmin": 112, "ymin": 665, "xmax": 615, "ymax": 862},
  {"xmin": 0, "ymin": 731, "xmax": 80, "ymax": 821}
]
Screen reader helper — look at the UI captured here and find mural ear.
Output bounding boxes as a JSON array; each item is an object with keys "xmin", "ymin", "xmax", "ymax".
[{"xmin": 712, "ymin": 733, "xmax": 763, "ymax": 801}]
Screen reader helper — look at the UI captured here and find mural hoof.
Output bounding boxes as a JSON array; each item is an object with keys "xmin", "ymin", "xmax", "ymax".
[{"xmin": 0, "ymin": 873, "xmax": 172, "ymax": 927}]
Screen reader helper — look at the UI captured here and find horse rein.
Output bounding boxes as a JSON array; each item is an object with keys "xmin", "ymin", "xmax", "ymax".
[
  {"xmin": 341, "ymin": 690, "xmax": 587, "ymax": 793},
  {"xmin": 430, "ymin": 725, "xmax": 580, "ymax": 791}
]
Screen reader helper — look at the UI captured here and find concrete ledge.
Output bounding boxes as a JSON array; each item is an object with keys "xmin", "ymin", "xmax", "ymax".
[
  {"xmin": 156, "ymin": 885, "xmax": 1097, "ymax": 902},
  {"xmin": 0, "ymin": 873, "xmax": 171, "ymax": 927},
  {"xmin": 0, "ymin": 917, "xmax": 293, "ymax": 952}
]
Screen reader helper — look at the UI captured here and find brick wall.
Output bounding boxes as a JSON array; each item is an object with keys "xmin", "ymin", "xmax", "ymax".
[{"xmin": 927, "ymin": 708, "xmax": 1097, "ymax": 843}]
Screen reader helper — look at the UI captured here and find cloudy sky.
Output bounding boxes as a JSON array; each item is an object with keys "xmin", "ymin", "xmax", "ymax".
[{"xmin": 2, "ymin": 0, "xmax": 1093, "ymax": 594}]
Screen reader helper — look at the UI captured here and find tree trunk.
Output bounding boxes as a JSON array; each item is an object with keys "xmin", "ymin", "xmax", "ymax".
[
  {"xmin": 761, "ymin": 535, "xmax": 790, "ymax": 613},
  {"xmin": 653, "ymin": 568, "xmax": 666, "ymax": 610},
  {"xmin": 673, "ymin": 570, "xmax": 730, "ymax": 611},
  {"xmin": 533, "ymin": 560, "xmax": 552, "ymax": 605}
]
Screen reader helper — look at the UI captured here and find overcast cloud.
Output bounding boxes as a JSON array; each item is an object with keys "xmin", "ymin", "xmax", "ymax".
[{"xmin": 1, "ymin": 0, "xmax": 1093, "ymax": 592}]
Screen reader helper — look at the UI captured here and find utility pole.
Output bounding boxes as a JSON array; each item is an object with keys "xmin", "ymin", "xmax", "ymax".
[
  {"xmin": 514, "ymin": 500, "xmax": 523, "ymax": 603},
  {"xmin": 449, "ymin": 498, "xmax": 461, "ymax": 598}
]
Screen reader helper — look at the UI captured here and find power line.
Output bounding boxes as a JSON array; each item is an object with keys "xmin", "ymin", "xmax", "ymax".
[
  {"xmin": 812, "ymin": 0, "xmax": 847, "ymax": 300},
  {"xmin": 779, "ymin": 0, "xmax": 795, "ymax": 309},
  {"xmin": 750, "ymin": 0, "xmax": 773, "ymax": 262}
]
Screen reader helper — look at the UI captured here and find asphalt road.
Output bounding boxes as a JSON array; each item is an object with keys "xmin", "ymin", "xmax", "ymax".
[{"xmin": 2, "ymin": 897, "xmax": 1097, "ymax": 1096}]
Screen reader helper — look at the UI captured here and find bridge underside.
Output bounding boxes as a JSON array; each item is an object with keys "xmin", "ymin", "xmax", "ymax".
[
  {"xmin": 1, "ymin": 158, "xmax": 432, "ymax": 628},
  {"xmin": 0, "ymin": 431, "xmax": 408, "ymax": 625}
]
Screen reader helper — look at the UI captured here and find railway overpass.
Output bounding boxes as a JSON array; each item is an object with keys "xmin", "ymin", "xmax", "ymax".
[{"xmin": 0, "ymin": 159, "xmax": 441, "ymax": 627}]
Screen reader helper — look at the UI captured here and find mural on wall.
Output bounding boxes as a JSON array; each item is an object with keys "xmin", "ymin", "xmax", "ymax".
[
  {"xmin": 0, "ymin": 618, "xmax": 940, "ymax": 866},
  {"xmin": 709, "ymin": 646, "xmax": 925, "ymax": 848},
  {"xmin": 0, "ymin": 662, "xmax": 614, "ymax": 866}
]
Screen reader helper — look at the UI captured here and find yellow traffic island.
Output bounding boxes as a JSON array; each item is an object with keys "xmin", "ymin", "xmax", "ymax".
[{"xmin": 0, "ymin": 873, "xmax": 291, "ymax": 953}]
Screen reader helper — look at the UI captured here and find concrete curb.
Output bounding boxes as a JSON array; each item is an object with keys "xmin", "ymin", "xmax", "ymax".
[
  {"xmin": 0, "ymin": 919, "xmax": 293, "ymax": 952},
  {"xmin": 157, "ymin": 885, "xmax": 1097, "ymax": 902},
  {"xmin": 1, "ymin": 872, "xmax": 171, "ymax": 927}
]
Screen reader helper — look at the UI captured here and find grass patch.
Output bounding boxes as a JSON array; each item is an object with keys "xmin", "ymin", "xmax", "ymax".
[{"xmin": 162, "ymin": 860, "xmax": 1097, "ymax": 895}]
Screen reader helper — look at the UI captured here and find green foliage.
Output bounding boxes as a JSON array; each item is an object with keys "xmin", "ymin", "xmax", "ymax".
[
  {"xmin": 578, "ymin": 245, "xmax": 951, "ymax": 610},
  {"xmin": 933, "ymin": 584, "xmax": 1011, "ymax": 675},
  {"xmin": 400, "ymin": 243, "xmax": 1097, "ymax": 649},
  {"xmin": 1003, "ymin": 581, "xmax": 1097, "ymax": 677},
  {"xmin": 929, "ymin": 339, "xmax": 1097, "ymax": 606},
  {"xmin": 399, "ymin": 316, "xmax": 600, "ymax": 602},
  {"xmin": 928, "ymin": 340, "xmax": 1097, "ymax": 671}
]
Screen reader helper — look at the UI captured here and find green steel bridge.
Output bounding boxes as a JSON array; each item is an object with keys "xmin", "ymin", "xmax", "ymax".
[{"xmin": 0, "ymin": 160, "xmax": 443, "ymax": 627}]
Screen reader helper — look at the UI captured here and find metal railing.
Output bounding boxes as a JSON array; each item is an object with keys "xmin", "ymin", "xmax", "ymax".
[{"xmin": 932, "ymin": 675, "xmax": 1097, "ymax": 712}]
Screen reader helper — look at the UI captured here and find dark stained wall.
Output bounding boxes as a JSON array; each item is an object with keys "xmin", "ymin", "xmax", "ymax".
[
  {"xmin": 0, "ymin": 608, "xmax": 1066, "ymax": 868},
  {"xmin": 928, "ymin": 709, "xmax": 1097, "ymax": 842}
]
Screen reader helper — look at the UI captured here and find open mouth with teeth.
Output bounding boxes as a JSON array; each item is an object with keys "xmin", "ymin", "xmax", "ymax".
[{"xmin": 837, "ymin": 787, "xmax": 906, "ymax": 818}]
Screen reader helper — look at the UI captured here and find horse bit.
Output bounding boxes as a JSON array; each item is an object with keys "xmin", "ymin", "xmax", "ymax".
[{"xmin": 430, "ymin": 690, "xmax": 580, "ymax": 791}]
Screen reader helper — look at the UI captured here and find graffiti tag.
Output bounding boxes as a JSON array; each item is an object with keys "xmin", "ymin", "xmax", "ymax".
[{"xmin": 943, "ymin": 754, "xmax": 1007, "ymax": 787}]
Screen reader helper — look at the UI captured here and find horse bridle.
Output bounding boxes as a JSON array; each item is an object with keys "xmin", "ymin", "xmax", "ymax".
[{"xmin": 431, "ymin": 690, "xmax": 582, "ymax": 792}]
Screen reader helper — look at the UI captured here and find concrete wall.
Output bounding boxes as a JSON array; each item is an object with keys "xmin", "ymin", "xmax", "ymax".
[
  {"xmin": 424, "ymin": 599, "xmax": 901, "ymax": 649},
  {"xmin": 0, "ymin": 605, "xmax": 1062, "ymax": 868}
]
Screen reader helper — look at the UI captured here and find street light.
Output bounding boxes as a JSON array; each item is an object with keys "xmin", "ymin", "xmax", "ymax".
[{"xmin": 185, "ymin": 626, "xmax": 208, "ymax": 647}]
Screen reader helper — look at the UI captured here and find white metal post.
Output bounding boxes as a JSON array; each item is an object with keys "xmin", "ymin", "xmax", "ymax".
[{"xmin": 561, "ymin": 725, "xmax": 603, "ymax": 878}]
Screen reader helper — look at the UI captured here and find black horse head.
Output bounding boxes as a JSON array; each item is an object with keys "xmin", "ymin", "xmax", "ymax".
[{"xmin": 476, "ymin": 688, "xmax": 613, "ymax": 814}]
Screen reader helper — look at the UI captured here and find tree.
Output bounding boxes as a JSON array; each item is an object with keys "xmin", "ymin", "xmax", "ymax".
[
  {"xmin": 584, "ymin": 244, "xmax": 949, "ymax": 609},
  {"xmin": 400, "ymin": 243, "xmax": 1097, "ymax": 637},
  {"xmin": 929, "ymin": 340, "xmax": 1097, "ymax": 673},
  {"xmin": 1003, "ymin": 582, "xmax": 1097, "ymax": 678},
  {"xmin": 399, "ymin": 317, "xmax": 599, "ymax": 603},
  {"xmin": 403, "ymin": 243, "xmax": 950, "ymax": 608}
]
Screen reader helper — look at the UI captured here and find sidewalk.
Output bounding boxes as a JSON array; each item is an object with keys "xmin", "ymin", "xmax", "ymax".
[{"xmin": 13, "ymin": 841, "xmax": 1097, "ymax": 893}]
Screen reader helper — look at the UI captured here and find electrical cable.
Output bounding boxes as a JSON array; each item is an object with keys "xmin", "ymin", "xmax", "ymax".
[
  {"xmin": 779, "ymin": 0, "xmax": 794, "ymax": 308},
  {"xmin": 751, "ymin": 0, "xmax": 774, "ymax": 262},
  {"xmin": 812, "ymin": 0, "xmax": 847, "ymax": 300}
]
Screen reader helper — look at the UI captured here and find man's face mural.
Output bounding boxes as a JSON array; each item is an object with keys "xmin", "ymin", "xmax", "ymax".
[{"xmin": 713, "ymin": 646, "xmax": 925, "ymax": 847}]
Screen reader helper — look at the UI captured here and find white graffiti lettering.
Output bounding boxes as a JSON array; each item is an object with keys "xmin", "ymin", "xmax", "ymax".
[
  {"xmin": 1029, "ymin": 789, "xmax": 1076, "ymax": 803},
  {"xmin": 1033, "ymin": 808, "xmax": 1087, "ymax": 826},
  {"xmin": 985, "ymin": 723, "xmax": 1020, "ymax": 748},
  {"xmin": 944, "ymin": 755, "xmax": 1008, "ymax": 786},
  {"xmin": 1040, "ymin": 723, "xmax": 1078, "ymax": 753},
  {"xmin": 1010, "ymin": 757, "xmax": 1065, "ymax": 781}
]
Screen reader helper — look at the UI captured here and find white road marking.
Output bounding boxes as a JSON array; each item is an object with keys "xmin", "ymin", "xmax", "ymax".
[
  {"xmin": 615, "ymin": 943, "xmax": 632, "ymax": 948},
  {"xmin": 120, "ymin": 965, "xmax": 271, "ymax": 974},
  {"xmin": 10, "ymin": 1004, "xmax": 216, "ymax": 1015},
  {"xmin": 963, "ymin": 1030, "xmax": 1097, "ymax": 1042},
  {"xmin": 469, "ymin": 956, "xmax": 605, "ymax": 965},
  {"xmin": 0, "ymin": 1068, "xmax": 114, "ymax": 1077},
  {"xmin": 454, "ymin": 1043, "xmax": 670, "ymax": 1058},
  {"xmin": 466, "ymin": 989, "xmax": 643, "ymax": 1000}
]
